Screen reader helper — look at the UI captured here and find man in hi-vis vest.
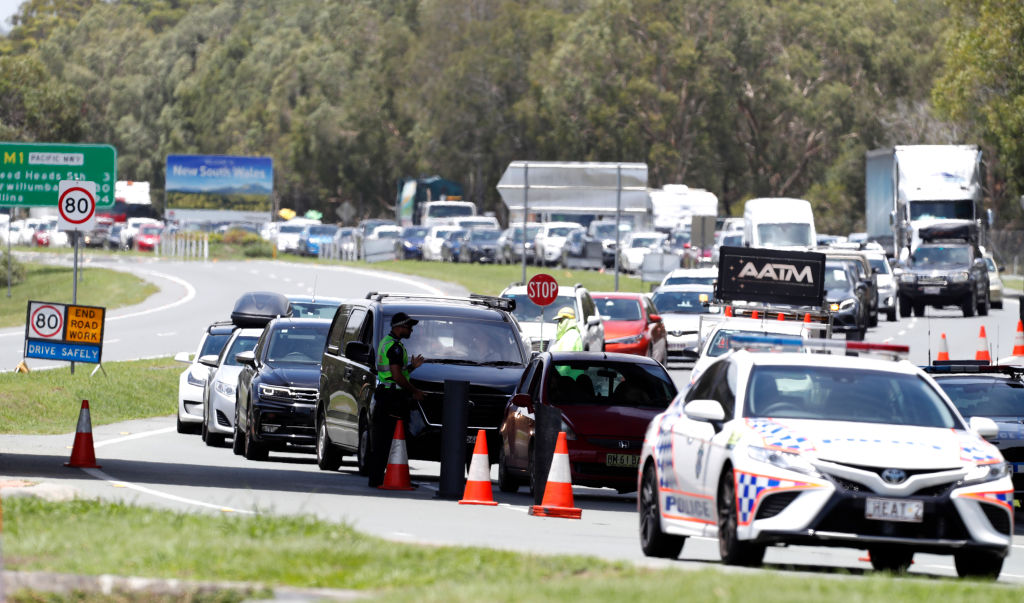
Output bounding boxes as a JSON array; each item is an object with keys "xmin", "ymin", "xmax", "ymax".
[{"xmin": 369, "ymin": 312, "xmax": 425, "ymax": 487}]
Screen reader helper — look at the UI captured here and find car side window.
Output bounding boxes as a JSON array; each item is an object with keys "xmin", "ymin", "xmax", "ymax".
[
  {"xmin": 253, "ymin": 328, "xmax": 269, "ymax": 361},
  {"xmin": 517, "ymin": 359, "xmax": 539, "ymax": 394},
  {"xmin": 686, "ymin": 361, "xmax": 722, "ymax": 403},
  {"xmin": 527, "ymin": 358, "xmax": 545, "ymax": 400},
  {"xmin": 580, "ymin": 292, "xmax": 596, "ymax": 321},
  {"xmin": 326, "ymin": 305, "xmax": 351, "ymax": 352},
  {"xmin": 343, "ymin": 308, "xmax": 367, "ymax": 349},
  {"xmin": 709, "ymin": 360, "xmax": 737, "ymax": 421},
  {"xmin": 359, "ymin": 310, "xmax": 375, "ymax": 345},
  {"xmin": 643, "ymin": 296, "xmax": 658, "ymax": 319}
]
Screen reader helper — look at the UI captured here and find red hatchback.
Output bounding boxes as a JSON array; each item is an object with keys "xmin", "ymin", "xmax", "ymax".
[
  {"xmin": 592, "ymin": 292, "xmax": 667, "ymax": 364},
  {"xmin": 498, "ymin": 351, "xmax": 677, "ymax": 494},
  {"xmin": 135, "ymin": 223, "xmax": 163, "ymax": 251}
]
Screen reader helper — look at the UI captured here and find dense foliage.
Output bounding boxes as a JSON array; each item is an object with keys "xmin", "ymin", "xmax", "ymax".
[{"xmin": 1, "ymin": 0, "xmax": 1018, "ymax": 232}]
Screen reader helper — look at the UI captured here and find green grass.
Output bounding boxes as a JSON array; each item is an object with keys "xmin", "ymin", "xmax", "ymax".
[
  {"xmin": 0, "ymin": 262, "xmax": 158, "ymax": 328},
  {"xmin": 1003, "ymin": 275, "xmax": 1022, "ymax": 291},
  {"xmin": 5, "ymin": 497, "xmax": 1024, "ymax": 602},
  {"xmin": 0, "ymin": 356, "xmax": 179, "ymax": 434}
]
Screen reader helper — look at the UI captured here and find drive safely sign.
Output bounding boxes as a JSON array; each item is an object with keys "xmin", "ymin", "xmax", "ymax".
[{"xmin": 24, "ymin": 301, "xmax": 105, "ymax": 363}]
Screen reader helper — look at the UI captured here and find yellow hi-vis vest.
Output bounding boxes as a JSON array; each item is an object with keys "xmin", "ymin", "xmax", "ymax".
[{"xmin": 376, "ymin": 333, "xmax": 409, "ymax": 384}]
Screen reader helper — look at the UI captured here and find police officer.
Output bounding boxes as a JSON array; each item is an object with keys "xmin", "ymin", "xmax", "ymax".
[{"xmin": 369, "ymin": 311, "xmax": 425, "ymax": 487}]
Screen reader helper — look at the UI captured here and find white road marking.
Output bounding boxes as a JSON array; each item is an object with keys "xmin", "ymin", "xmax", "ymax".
[
  {"xmin": 105, "ymin": 339, "xmax": 120, "ymax": 344},
  {"xmin": 94, "ymin": 427, "xmax": 175, "ymax": 448},
  {"xmin": 883, "ymin": 337, "xmax": 894, "ymax": 343},
  {"xmin": 80, "ymin": 467, "xmax": 255, "ymax": 515},
  {"xmin": 156, "ymin": 332, "xmax": 175, "ymax": 337},
  {"xmin": 897, "ymin": 331, "xmax": 906, "ymax": 337}
]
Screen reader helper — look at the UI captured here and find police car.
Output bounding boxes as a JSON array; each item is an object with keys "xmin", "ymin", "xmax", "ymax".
[{"xmin": 638, "ymin": 336, "xmax": 1013, "ymax": 578}]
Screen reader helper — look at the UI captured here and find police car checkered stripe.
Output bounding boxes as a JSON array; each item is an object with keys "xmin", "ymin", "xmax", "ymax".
[
  {"xmin": 961, "ymin": 490, "xmax": 1014, "ymax": 511},
  {"xmin": 745, "ymin": 418, "xmax": 815, "ymax": 453},
  {"xmin": 654, "ymin": 416, "xmax": 679, "ymax": 491},
  {"xmin": 735, "ymin": 470, "xmax": 814, "ymax": 525},
  {"xmin": 958, "ymin": 433, "xmax": 1001, "ymax": 464}
]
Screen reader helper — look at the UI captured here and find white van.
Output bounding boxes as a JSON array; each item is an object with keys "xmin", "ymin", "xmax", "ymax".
[
  {"xmin": 421, "ymin": 201, "xmax": 477, "ymax": 227},
  {"xmin": 742, "ymin": 197, "xmax": 816, "ymax": 250}
]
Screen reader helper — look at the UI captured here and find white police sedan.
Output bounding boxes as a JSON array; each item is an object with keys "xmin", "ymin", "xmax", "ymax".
[{"xmin": 638, "ymin": 336, "xmax": 1013, "ymax": 579}]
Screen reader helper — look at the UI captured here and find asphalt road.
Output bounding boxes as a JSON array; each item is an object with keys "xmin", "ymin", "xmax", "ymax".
[{"xmin": 2, "ymin": 256, "xmax": 1024, "ymax": 584}]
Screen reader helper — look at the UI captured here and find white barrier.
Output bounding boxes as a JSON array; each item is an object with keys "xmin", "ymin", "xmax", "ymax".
[
  {"xmin": 640, "ymin": 252, "xmax": 680, "ymax": 283},
  {"xmin": 318, "ymin": 241, "xmax": 360, "ymax": 261},
  {"xmin": 363, "ymin": 238, "xmax": 399, "ymax": 263},
  {"xmin": 564, "ymin": 241, "xmax": 604, "ymax": 270},
  {"xmin": 157, "ymin": 233, "xmax": 209, "ymax": 261}
]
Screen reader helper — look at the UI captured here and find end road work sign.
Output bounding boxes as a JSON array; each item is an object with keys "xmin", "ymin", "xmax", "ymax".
[
  {"xmin": 0, "ymin": 143, "xmax": 117, "ymax": 208},
  {"xmin": 24, "ymin": 301, "xmax": 105, "ymax": 363}
]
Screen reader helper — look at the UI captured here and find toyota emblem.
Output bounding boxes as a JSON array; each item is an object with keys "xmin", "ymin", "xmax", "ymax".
[{"xmin": 881, "ymin": 468, "xmax": 907, "ymax": 484}]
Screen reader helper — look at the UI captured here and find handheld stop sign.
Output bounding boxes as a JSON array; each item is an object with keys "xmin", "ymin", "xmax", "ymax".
[
  {"xmin": 527, "ymin": 273, "xmax": 559, "ymax": 307},
  {"xmin": 58, "ymin": 180, "xmax": 97, "ymax": 232}
]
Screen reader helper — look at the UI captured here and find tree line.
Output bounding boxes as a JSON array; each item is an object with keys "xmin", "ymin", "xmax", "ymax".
[{"xmin": 1, "ymin": 0, "xmax": 1022, "ymax": 233}]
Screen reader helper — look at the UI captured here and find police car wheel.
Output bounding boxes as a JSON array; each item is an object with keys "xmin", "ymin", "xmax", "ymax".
[
  {"xmin": 954, "ymin": 550, "xmax": 1003, "ymax": 580},
  {"xmin": 717, "ymin": 467, "xmax": 765, "ymax": 566},
  {"xmin": 639, "ymin": 464, "xmax": 685, "ymax": 558},
  {"xmin": 868, "ymin": 546, "xmax": 914, "ymax": 574}
]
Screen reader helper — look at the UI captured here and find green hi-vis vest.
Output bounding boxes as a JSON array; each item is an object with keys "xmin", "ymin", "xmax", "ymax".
[{"xmin": 376, "ymin": 333, "xmax": 409, "ymax": 384}]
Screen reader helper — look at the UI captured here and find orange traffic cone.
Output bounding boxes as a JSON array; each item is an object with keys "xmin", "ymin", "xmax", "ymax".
[
  {"xmin": 1013, "ymin": 321, "xmax": 1024, "ymax": 356},
  {"xmin": 724, "ymin": 306, "xmax": 733, "ymax": 317},
  {"xmin": 379, "ymin": 420, "xmax": 414, "ymax": 490},
  {"xmin": 459, "ymin": 429, "xmax": 497, "ymax": 506},
  {"xmin": 975, "ymin": 326, "xmax": 991, "ymax": 362},
  {"xmin": 751, "ymin": 310, "xmax": 760, "ymax": 320},
  {"xmin": 65, "ymin": 400, "xmax": 101, "ymax": 468},
  {"xmin": 529, "ymin": 432, "xmax": 582, "ymax": 519},
  {"xmin": 777, "ymin": 312, "xmax": 785, "ymax": 321},
  {"xmin": 803, "ymin": 313, "xmax": 812, "ymax": 323},
  {"xmin": 937, "ymin": 333, "xmax": 950, "ymax": 361}
]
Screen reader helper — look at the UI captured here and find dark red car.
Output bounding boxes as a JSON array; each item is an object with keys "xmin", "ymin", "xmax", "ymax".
[
  {"xmin": 135, "ymin": 223, "xmax": 163, "ymax": 251},
  {"xmin": 591, "ymin": 292, "xmax": 667, "ymax": 364},
  {"xmin": 497, "ymin": 351, "xmax": 677, "ymax": 494}
]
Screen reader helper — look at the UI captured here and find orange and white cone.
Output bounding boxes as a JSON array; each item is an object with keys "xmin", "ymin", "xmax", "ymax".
[
  {"xmin": 529, "ymin": 432, "xmax": 582, "ymax": 519},
  {"xmin": 975, "ymin": 326, "xmax": 991, "ymax": 362},
  {"xmin": 65, "ymin": 399, "xmax": 101, "ymax": 468},
  {"xmin": 459, "ymin": 429, "xmax": 497, "ymax": 506},
  {"xmin": 1013, "ymin": 321, "xmax": 1024, "ymax": 356},
  {"xmin": 379, "ymin": 420, "xmax": 414, "ymax": 490},
  {"xmin": 936, "ymin": 333, "xmax": 950, "ymax": 362}
]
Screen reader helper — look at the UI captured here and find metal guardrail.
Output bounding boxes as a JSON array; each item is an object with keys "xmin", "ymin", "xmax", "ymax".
[{"xmin": 157, "ymin": 233, "xmax": 209, "ymax": 261}]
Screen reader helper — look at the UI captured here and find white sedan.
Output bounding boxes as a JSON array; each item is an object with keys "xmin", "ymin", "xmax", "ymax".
[
  {"xmin": 174, "ymin": 321, "xmax": 236, "ymax": 434},
  {"xmin": 638, "ymin": 338, "xmax": 1013, "ymax": 579},
  {"xmin": 618, "ymin": 231, "xmax": 667, "ymax": 273},
  {"xmin": 200, "ymin": 327, "xmax": 262, "ymax": 446}
]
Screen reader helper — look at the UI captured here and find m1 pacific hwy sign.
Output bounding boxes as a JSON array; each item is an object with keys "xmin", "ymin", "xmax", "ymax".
[
  {"xmin": 24, "ymin": 301, "xmax": 105, "ymax": 364},
  {"xmin": 0, "ymin": 143, "xmax": 116, "ymax": 208}
]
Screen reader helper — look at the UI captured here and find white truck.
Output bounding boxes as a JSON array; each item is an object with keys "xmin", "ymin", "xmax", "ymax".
[
  {"xmin": 649, "ymin": 184, "xmax": 718, "ymax": 233},
  {"xmin": 420, "ymin": 200, "xmax": 477, "ymax": 228},
  {"xmin": 742, "ymin": 197, "xmax": 817, "ymax": 250},
  {"xmin": 865, "ymin": 145, "xmax": 983, "ymax": 258}
]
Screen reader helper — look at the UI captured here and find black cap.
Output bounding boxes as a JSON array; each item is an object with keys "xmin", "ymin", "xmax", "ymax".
[{"xmin": 391, "ymin": 312, "xmax": 419, "ymax": 328}]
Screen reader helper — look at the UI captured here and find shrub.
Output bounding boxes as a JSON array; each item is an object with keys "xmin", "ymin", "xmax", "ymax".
[{"xmin": 0, "ymin": 251, "xmax": 26, "ymax": 286}]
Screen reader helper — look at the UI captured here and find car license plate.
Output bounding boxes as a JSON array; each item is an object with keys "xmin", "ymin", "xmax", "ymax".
[
  {"xmin": 865, "ymin": 498, "xmax": 923, "ymax": 523},
  {"xmin": 606, "ymin": 453, "xmax": 639, "ymax": 468},
  {"xmin": 923, "ymin": 286, "xmax": 941, "ymax": 295},
  {"xmin": 667, "ymin": 343, "xmax": 687, "ymax": 351}
]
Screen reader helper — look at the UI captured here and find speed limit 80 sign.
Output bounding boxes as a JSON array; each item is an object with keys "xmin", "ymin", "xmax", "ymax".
[{"xmin": 58, "ymin": 180, "xmax": 97, "ymax": 231}]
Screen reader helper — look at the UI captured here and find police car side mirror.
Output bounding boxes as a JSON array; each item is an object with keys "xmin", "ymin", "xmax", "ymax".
[
  {"xmin": 969, "ymin": 416, "xmax": 999, "ymax": 441},
  {"xmin": 197, "ymin": 354, "xmax": 219, "ymax": 368},
  {"xmin": 684, "ymin": 399, "xmax": 725, "ymax": 423}
]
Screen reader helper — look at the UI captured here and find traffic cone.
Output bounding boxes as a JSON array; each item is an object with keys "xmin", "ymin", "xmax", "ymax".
[
  {"xmin": 379, "ymin": 420, "xmax": 414, "ymax": 490},
  {"xmin": 975, "ymin": 326, "xmax": 991, "ymax": 362},
  {"xmin": 724, "ymin": 306, "xmax": 733, "ymax": 317},
  {"xmin": 65, "ymin": 400, "xmax": 101, "ymax": 468},
  {"xmin": 777, "ymin": 312, "xmax": 785, "ymax": 321},
  {"xmin": 751, "ymin": 310, "xmax": 759, "ymax": 319},
  {"xmin": 937, "ymin": 333, "xmax": 950, "ymax": 362},
  {"xmin": 803, "ymin": 313, "xmax": 812, "ymax": 323},
  {"xmin": 459, "ymin": 429, "xmax": 497, "ymax": 506},
  {"xmin": 529, "ymin": 432, "xmax": 582, "ymax": 519},
  {"xmin": 1013, "ymin": 321, "xmax": 1024, "ymax": 356}
]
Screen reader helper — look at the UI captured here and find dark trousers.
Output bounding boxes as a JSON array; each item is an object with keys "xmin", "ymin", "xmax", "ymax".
[{"xmin": 368, "ymin": 386, "xmax": 407, "ymax": 487}]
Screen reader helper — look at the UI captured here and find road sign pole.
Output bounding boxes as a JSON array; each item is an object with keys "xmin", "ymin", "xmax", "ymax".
[
  {"xmin": 71, "ymin": 235, "xmax": 79, "ymax": 375},
  {"xmin": 5, "ymin": 216, "xmax": 10, "ymax": 299},
  {"xmin": 521, "ymin": 163, "xmax": 529, "ymax": 285},
  {"xmin": 615, "ymin": 164, "xmax": 622, "ymax": 292}
]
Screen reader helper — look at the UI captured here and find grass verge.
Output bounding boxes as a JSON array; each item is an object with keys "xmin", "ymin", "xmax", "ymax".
[
  {"xmin": 5, "ymin": 497, "xmax": 1023, "ymax": 602},
  {"xmin": 0, "ymin": 262, "xmax": 158, "ymax": 328},
  {"xmin": 0, "ymin": 356, "xmax": 179, "ymax": 434}
]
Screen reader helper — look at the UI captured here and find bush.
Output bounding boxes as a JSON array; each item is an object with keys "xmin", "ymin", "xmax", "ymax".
[
  {"xmin": 243, "ymin": 241, "xmax": 274, "ymax": 257},
  {"xmin": 223, "ymin": 229, "xmax": 262, "ymax": 245},
  {"xmin": 0, "ymin": 251, "xmax": 26, "ymax": 286}
]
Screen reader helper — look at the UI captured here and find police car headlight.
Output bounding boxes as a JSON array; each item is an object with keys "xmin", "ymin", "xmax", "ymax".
[
  {"xmin": 607, "ymin": 334, "xmax": 643, "ymax": 344},
  {"xmin": 951, "ymin": 271, "xmax": 970, "ymax": 283},
  {"xmin": 964, "ymin": 461, "xmax": 1011, "ymax": 484},
  {"xmin": 748, "ymin": 445, "xmax": 818, "ymax": 476},
  {"xmin": 898, "ymin": 273, "xmax": 917, "ymax": 284},
  {"xmin": 838, "ymin": 298, "xmax": 856, "ymax": 311},
  {"xmin": 213, "ymin": 380, "xmax": 235, "ymax": 398}
]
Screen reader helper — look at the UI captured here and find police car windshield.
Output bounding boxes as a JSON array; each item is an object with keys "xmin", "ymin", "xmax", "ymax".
[
  {"xmin": 744, "ymin": 365, "xmax": 959, "ymax": 428},
  {"xmin": 402, "ymin": 318, "xmax": 524, "ymax": 365},
  {"xmin": 547, "ymin": 360, "xmax": 675, "ymax": 408},
  {"xmin": 933, "ymin": 376, "xmax": 1024, "ymax": 417}
]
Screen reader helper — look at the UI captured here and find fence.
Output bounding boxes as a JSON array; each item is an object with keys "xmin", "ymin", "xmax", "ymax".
[
  {"xmin": 989, "ymin": 230, "xmax": 1024, "ymax": 277},
  {"xmin": 316, "ymin": 238, "xmax": 398, "ymax": 263},
  {"xmin": 157, "ymin": 233, "xmax": 209, "ymax": 261}
]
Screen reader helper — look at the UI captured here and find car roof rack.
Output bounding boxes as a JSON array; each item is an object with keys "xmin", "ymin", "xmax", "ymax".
[{"xmin": 365, "ymin": 292, "xmax": 516, "ymax": 313}]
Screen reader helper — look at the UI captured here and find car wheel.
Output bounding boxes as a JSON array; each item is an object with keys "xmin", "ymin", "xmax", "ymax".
[
  {"xmin": 717, "ymin": 467, "xmax": 765, "ymax": 566},
  {"xmin": 357, "ymin": 417, "xmax": 370, "ymax": 476},
  {"xmin": 316, "ymin": 407, "xmax": 344, "ymax": 471},
  {"xmin": 992, "ymin": 299, "xmax": 1003, "ymax": 310},
  {"xmin": 898, "ymin": 296, "xmax": 911, "ymax": 318},
  {"xmin": 243, "ymin": 409, "xmax": 268, "ymax": 461},
  {"xmin": 954, "ymin": 550, "xmax": 1003, "ymax": 579},
  {"xmin": 886, "ymin": 308, "xmax": 897, "ymax": 322},
  {"xmin": 869, "ymin": 309, "xmax": 878, "ymax": 327},
  {"xmin": 200, "ymin": 417, "xmax": 209, "ymax": 443},
  {"xmin": 978, "ymin": 290, "xmax": 989, "ymax": 316},
  {"xmin": 206, "ymin": 428, "xmax": 224, "ymax": 447},
  {"xmin": 962, "ymin": 290, "xmax": 976, "ymax": 317},
  {"xmin": 232, "ymin": 406, "xmax": 244, "ymax": 455},
  {"xmin": 913, "ymin": 303, "xmax": 925, "ymax": 317},
  {"xmin": 527, "ymin": 442, "xmax": 537, "ymax": 498},
  {"xmin": 497, "ymin": 445, "xmax": 520, "ymax": 493},
  {"xmin": 176, "ymin": 414, "xmax": 198, "ymax": 435},
  {"xmin": 639, "ymin": 463, "xmax": 686, "ymax": 558},
  {"xmin": 868, "ymin": 546, "xmax": 914, "ymax": 574}
]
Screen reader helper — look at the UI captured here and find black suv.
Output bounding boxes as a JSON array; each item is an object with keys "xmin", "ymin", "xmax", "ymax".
[
  {"xmin": 896, "ymin": 222, "xmax": 989, "ymax": 318},
  {"xmin": 233, "ymin": 317, "xmax": 332, "ymax": 460},
  {"xmin": 316, "ymin": 293, "xmax": 528, "ymax": 473}
]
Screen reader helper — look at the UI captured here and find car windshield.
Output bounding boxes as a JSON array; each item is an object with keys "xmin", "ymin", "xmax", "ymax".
[
  {"xmin": 309, "ymin": 225, "xmax": 337, "ymax": 236},
  {"xmin": 403, "ymin": 317, "xmax": 524, "ymax": 365},
  {"xmin": 720, "ymin": 233, "xmax": 743, "ymax": 246},
  {"xmin": 595, "ymin": 297, "xmax": 641, "ymax": 321},
  {"xmin": 279, "ymin": 224, "xmax": 305, "ymax": 234},
  {"xmin": 199, "ymin": 332, "xmax": 232, "ymax": 357},
  {"xmin": 545, "ymin": 226, "xmax": 576, "ymax": 237},
  {"xmin": 140, "ymin": 225, "xmax": 162, "ymax": 235},
  {"xmin": 469, "ymin": 229, "xmax": 501, "ymax": 242},
  {"xmin": 913, "ymin": 246, "xmax": 970, "ymax": 266},
  {"xmin": 427, "ymin": 205, "xmax": 474, "ymax": 218},
  {"xmin": 222, "ymin": 335, "xmax": 259, "ymax": 367},
  {"xmin": 630, "ymin": 236, "xmax": 662, "ymax": 248},
  {"xmin": 546, "ymin": 360, "xmax": 676, "ymax": 409},
  {"xmin": 266, "ymin": 324, "xmax": 329, "ymax": 365},
  {"xmin": 756, "ymin": 223, "xmax": 813, "ymax": 247},
  {"xmin": 504, "ymin": 293, "xmax": 574, "ymax": 322},
  {"xmin": 592, "ymin": 223, "xmax": 630, "ymax": 238},
  {"xmin": 662, "ymin": 275, "xmax": 715, "ymax": 286},
  {"xmin": 743, "ymin": 365, "xmax": 959, "ymax": 428},
  {"xmin": 403, "ymin": 227, "xmax": 428, "ymax": 238},
  {"xmin": 935, "ymin": 376, "xmax": 1024, "ymax": 417},
  {"xmin": 651, "ymin": 290, "xmax": 710, "ymax": 314},
  {"xmin": 374, "ymin": 229, "xmax": 401, "ymax": 239},
  {"xmin": 868, "ymin": 257, "xmax": 891, "ymax": 275},
  {"xmin": 824, "ymin": 266, "xmax": 851, "ymax": 288},
  {"xmin": 508, "ymin": 225, "xmax": 541, "ymax": 242},
  {"xmin": 289, "ymin": 301, "xmax": 340, "ymax": 319}
]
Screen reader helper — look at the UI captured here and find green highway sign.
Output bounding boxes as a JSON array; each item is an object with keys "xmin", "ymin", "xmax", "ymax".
[{"xmin": 0, "ymin": 142, "xmax": 117, "ymax": 208}]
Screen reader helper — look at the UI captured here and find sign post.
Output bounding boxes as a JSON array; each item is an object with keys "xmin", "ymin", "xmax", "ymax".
[
  {"xmin": 527, "ymin": 273, "xmax": 559, "ymax": 350},
  {"xmin": 57, "ymin": 180, "xmax": 97, "ymax": 374}
]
